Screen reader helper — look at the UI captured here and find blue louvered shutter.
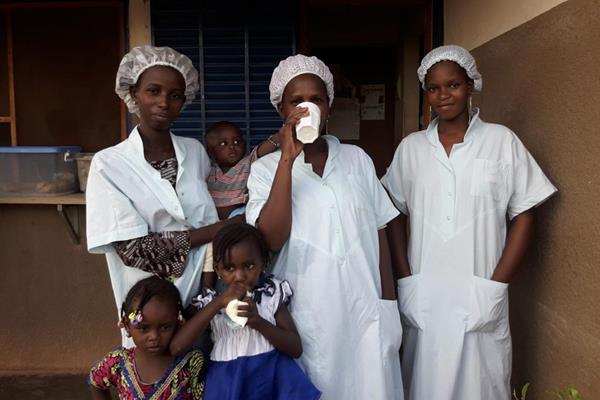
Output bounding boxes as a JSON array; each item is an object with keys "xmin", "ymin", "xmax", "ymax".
[{"xmin": 151, "ymin": 1, "xmax": 295, "ymax": 150}]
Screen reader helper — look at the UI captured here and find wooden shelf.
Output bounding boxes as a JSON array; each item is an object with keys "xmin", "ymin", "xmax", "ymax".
[
  {"xmin": 0, "ymin": 193, "xmax": 85, "ymax": 205},
  {"xmin": 0, "ymin": 193, "xmax": 85, "ymax": 243}
]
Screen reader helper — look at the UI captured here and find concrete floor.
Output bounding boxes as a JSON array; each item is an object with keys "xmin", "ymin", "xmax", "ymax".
[{"xmin": 0, "ymin": 375, "xmax": 117, "ymax": 400}]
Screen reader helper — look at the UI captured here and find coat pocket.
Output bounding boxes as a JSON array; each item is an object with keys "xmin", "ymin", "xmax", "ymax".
[
  {"xmin": 470, "ymin": 158, "xmax": 508, "ymax": 202},
  {"xmin": 397, "ymin": 274, "xmax": 423, "ymax": 329},
  {"xmin": 378, "ymin": 299, "xmax": 403, "ymax": 354},
  {"xmin": 466, "ymin": 276, "xmax": 509, "ymax": 333}
]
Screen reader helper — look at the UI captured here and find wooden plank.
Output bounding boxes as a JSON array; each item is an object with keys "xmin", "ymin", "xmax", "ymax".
[
  {"xmin": 422, "ymin": 0, "xmax": 433, "ymax": 128},
  {"xmin": 6, "ymin": 11, "xmax": 16, "ymax": 145},
  {"xmin": 119, "ymin": 3, "xmax": 128, "ymax": 141},
  {"xmin": 0, "ymin": 2, "xmax": 122, "ymax": 10},
  {"xmin": 0, "ymin": 116, "xmax": 11, "ymax": 123},
  {"xmin": 0, "ymin": 193, "xmax": 86, "ymax": 205}
]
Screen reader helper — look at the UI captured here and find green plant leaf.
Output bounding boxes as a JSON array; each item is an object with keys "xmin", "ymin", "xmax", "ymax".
[
  {"xmin": 566, "ymin": 385, "xmax": 583, "ymax": 400},
  {"xmin": 547, "ymin": 388, "xmax": 566, "ymax": 400},
  {"xmin": 521, "ymin": 382, "xmax": 530, "ymax": 400}
]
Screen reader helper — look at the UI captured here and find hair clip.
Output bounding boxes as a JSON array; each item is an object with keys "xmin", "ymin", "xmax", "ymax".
[{"xmin": 128, "ymin": 309, "xmax": 143, "ymax": 326}]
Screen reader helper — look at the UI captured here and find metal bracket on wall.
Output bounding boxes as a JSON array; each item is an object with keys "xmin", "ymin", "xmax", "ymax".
[
  {"xmin": 0, "ymin": 194, "xmax": 85, "ymax": 244},
  {"xmin": 57, "ymin": 204, "xmax": 80, "ymax": 244}
]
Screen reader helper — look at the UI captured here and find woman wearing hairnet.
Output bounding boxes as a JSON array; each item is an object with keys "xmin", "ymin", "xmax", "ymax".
[
  {"xmin": 246, "ymin": 54, "xmax": 404, "ymax": 399},
  {"xmin": 382, "ymin": 45, "xmax": 557, "ymax": 399},
  {"xmin": 86, "ymin": 46, "xmax": 238, "ymax": 347}
]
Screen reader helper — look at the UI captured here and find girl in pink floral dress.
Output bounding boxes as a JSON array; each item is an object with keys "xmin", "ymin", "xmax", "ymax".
[{"xmin": 88, "ymin": 276, "xmax": 204, "ymax": 399}]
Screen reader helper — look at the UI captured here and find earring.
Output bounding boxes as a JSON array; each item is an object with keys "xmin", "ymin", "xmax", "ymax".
[{"xmin": 468, "ymin": 96, "xmax": 473, "ymax": 114}]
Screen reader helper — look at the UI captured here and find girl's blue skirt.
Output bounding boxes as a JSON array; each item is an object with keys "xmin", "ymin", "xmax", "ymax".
[{"xmin": 204, "ymin": 350, "xmax": 321, "ymax": 400}]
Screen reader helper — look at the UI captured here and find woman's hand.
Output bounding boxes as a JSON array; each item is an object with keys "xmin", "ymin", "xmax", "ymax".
[
  {"xmin": 189, "ymin": 214, "xmax": 246, "ymax": 248},
  {"xmin": 218, "ymin": 282, "xmax": 247, "ymax": 308},
  {"xmin": 278, "ymin": 107, "xmax": 307, "ymax": 162},
  {"xmin": 238, "ymin": 296, "xmax": 265, "ymax": 329},
  {"xmin": 252, "ymin": 107, "xmax": 307, "ymax": 251}
]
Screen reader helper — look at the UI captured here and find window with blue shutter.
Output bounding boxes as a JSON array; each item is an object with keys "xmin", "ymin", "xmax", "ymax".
[{"xmin": 151, "ymin": 1, "xmax": 296, "ymax": 150}]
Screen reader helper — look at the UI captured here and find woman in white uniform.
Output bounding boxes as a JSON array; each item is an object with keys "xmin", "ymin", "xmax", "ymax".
[
  {"xmin": 86, "ymin": 46, "xmax": 239, "ymax": 347},
  {"xmin": 246, "ymin": 54, "xmax": 404, "ymax": 400},
  {"xmin": 381, "ymin": 45, "xmax": 557, "ymax": 400}
]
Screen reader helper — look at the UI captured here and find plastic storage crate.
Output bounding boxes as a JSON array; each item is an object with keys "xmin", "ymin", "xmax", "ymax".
[{"xmin": 0, "ymin": 146, "xmax": 82, "ymax": 196}]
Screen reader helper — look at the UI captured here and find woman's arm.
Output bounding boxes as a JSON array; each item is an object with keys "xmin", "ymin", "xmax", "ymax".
[
  {"xmin": 386, "ymin": 214, "xmax": 412, "ymax": 279},
  {"xmin": 113, "ymin": 231, "xmax": 190, "ymax": 277},
  {"xmin": 491, "ymin": 209, "xmax": 535, "ymax": 283},
  {"xmin": 378, "ymin": 228, "xmax": 397, "ymax": 300},
  {"xmin": 112, "ymin": 216, "xmax": 243, "ymax": 276},
  {"xmin": 240, "ymin": 299, "xmax": 302, "ymax": 359},
  {"xmin": 254, "ymin": 111, "xmax": 305, "ymax": 251},
  {"xmin": 255, "ymin": 133, "xmax": 280, "ymax": 158},
  {"xmin": 189, "ymin": 215, "xmax": 244, "ymax": 248}
]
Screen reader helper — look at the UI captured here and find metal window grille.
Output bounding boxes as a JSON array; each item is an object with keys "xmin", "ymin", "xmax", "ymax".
[{"xmin": 151, "ymin": 1, "xmax": 295, "ymax": 150}]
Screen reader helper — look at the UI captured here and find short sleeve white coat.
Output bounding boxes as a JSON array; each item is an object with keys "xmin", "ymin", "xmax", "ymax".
[
  {"xmin": 246, "ymin": 135, "xmax": 404, "ymax": 400},
  {"xmin": 86, "ymin": 127, "xmax": 218, "ymax": 347},
  {"xmin": 381, "ymin": 110, "xmax": 557, "ymax": 399}
]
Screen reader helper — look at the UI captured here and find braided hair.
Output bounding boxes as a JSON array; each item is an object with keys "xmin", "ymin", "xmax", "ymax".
[
  {"xmin": 212, "ymin": 222, "xmax": 270, "ymax": 270},
  {"xmin": 120, "ymin": 275, "xmax": 183, "ymax": 324}
]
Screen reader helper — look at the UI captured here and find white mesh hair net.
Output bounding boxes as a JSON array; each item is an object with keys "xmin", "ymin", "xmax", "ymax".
[
  {"xmin": 417, "ymin": 45, "xmax": 482, "ymax": 92},
  {"xmin": 115, "ymin": 45, "xmax": 199, "ymax": 115},
  {"xmin": 269, "ymin": 54, "xmax": 334, "ymax": 109}
]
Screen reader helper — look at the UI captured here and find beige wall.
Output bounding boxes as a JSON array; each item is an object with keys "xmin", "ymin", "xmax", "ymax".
[
  {"xmin": 445, "ymin": 0, "xmax": 568, "ymax": 49},
  {"xmin": 466, "ymin": 0, "xmax": 599, "ymax": 396},
  {"xmin": 0, "ymin": 206, "xmax": 119, "ymax": 374}
]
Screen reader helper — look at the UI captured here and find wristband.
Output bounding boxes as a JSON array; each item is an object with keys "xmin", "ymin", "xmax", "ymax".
[{"xmin": 267, "ymin": 135, "xmax": 279, "ymax": 148}]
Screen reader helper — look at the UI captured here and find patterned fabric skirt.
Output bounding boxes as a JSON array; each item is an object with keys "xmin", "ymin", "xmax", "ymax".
[{"xmin": 204, "ymin": 350, "xmax": 321, "ymax": 400}]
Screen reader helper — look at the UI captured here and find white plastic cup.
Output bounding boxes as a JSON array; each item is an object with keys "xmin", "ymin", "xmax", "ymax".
[{"xmin": 295, "ymin": 102, "xmax": 321, "ymax": 144}]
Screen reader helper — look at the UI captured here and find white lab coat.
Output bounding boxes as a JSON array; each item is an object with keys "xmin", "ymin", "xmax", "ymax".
[
  {"xmin": 86, "ymin": 127, "xmax": 218, "ymax": 347},
  {"xmin": 381, "ymin": 110, "xmax": 557, "ymax": 400},
  {"xmin": 246, "ymin": 135, "xmax": 404, "ymax": 400}
]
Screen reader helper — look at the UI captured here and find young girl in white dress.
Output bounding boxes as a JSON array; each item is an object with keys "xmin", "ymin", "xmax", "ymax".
[{"xmin": 169, "ymin": 222, "xmax": 320, "ymax": 400}]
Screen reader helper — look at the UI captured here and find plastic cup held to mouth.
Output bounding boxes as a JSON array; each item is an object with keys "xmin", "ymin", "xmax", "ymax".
[{"xmin": 295, "ymin": 102, "xmax": 321, "ymax": 144}]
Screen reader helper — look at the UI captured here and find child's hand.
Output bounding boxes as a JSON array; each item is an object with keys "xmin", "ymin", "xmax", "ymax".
[
  {"xmin": 237, "ymin": 296, "xmax": 265, "ymax": 330},
  {"xmin": 218, "ymin": 283, "xmax": 247, "ymax": 308}
]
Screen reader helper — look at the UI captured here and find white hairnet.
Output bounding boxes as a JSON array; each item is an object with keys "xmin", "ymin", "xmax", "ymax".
[
  {"xmin": 269, "ymin": 54, "xmax": 334, "ymax": 109},
  {"xmin": 115, "ymin": 45, "xmax": 199, "ymax": 115},
  {"xmin": 417, "ymin": 45, "xmax": 482, "ymax": 92}
]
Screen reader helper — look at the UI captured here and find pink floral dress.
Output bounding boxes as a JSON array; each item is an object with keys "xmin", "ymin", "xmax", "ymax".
[{"xmin": 88, "ymin": 347, "xmax": 204, "ymax": 399}]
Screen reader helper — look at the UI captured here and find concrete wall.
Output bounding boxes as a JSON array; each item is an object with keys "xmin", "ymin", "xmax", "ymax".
[
  {"xmin": 445, "ymin": 0, "xmax": 567, "ymax": 49},
  {"xmin": 0, "ymin": 205, "xmax": 119, "ymax": 374},
  {"xmin": 461, "ymin": 0, "xmax": 599, "ymax": 396}
]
